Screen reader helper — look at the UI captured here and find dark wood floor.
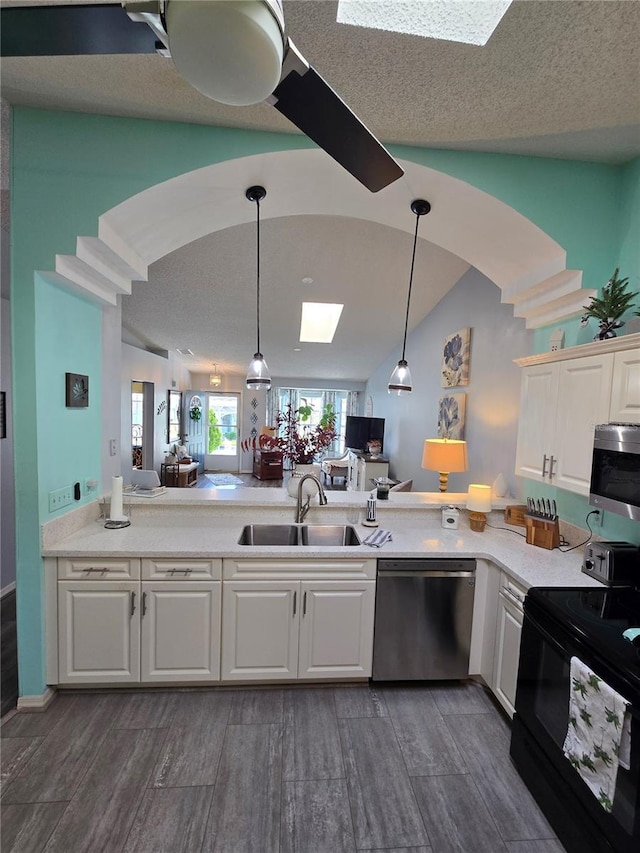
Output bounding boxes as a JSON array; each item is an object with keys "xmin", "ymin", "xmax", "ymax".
[
  {"xmin": 1, "ymin": 680, "xmax": 565, "ymax": 852},
  {"xmin": 1, "ymin": 589, "xmax": 18, "ymax": 717}
]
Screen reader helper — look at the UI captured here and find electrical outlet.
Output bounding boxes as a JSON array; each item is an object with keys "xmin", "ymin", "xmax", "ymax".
[
  {"xmin": 85, "ymin": 479, "xmax": 98, "ymax": 494},
  {"xmin": 109, "ymin": 439, "xmax": 118, "ymax": 456},
  {"xmin": 49, "ymin": 485, "xmax": 74, "ymax": 513},
  {"xmin": 590, "ymin": 509, "xmax": 604, "ymax": 528}
]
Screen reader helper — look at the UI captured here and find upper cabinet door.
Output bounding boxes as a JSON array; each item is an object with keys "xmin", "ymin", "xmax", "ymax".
[
  {"xmin": 553, "ymin": 353, "xmax": 614, "ymax": 494},
  {"xmin": 609, "ymin": 348, "xmax": 640, "ymax": 424},
  {"xmin": 515, "ymin": 363, "xmax": 559, "ymax": 482}
]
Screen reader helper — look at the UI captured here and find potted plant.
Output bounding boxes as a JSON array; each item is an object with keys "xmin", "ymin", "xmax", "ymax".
[
  {"xmin": 271, "ymin": 402, "xmax": 337, "ymax": 467},
  {"xmin": 581, "ymin": 268, "xmax": 638, "ymax": 340}
]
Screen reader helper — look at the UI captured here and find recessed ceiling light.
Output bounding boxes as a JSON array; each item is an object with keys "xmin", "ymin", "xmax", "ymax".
[
  {"xmin": 300, "ymin": 302, "xmax": 344, "ymax": 343},
  {"xmin": 301, "ymin": 277, "xmax": 314, "ymax": 285},
  {"xmin": 336, "ymin": 0, "xmax": 513, "ymax": 46},
  {"xmin": 177, "ymin": 348, "xmax": 194, "ymax": 356}
]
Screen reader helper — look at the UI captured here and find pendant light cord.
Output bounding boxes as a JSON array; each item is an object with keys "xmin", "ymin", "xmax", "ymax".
[
  {"xmin": 255, "ymin": 196, "xmax": 261, "ymax": 355},
  {"xmin": 401, "ymin": 210, "xmax": 421, "ymax": 361}
]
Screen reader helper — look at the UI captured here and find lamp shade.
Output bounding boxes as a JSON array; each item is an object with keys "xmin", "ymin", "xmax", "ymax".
[
  {"xmin": 246, "ymin": 352, "xmax": 271, "ymax": 389},
  {"xmin": 421, "ymin": 439, "xmax": 468, "ymax": 474},
  {"xmin": 467, "ymin": 484, "xmax": 492, "ymax": 512}
]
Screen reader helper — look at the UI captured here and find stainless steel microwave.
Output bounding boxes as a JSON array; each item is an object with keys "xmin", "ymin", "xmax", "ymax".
[{"xmin": 589, "ymin": 423, "xmax": 640, "ymax": 521}]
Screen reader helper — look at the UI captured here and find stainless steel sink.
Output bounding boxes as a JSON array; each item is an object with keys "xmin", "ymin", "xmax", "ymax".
[
  {"xmin": 300, "ymin": 525, "xmax": 361, "ymax": 546},
  {"xmin": 237, "ymin": 524, "xmax": 299, "ymax": 546},
  {"xmin": 237, "ymin": 524, "xmax": 361, "ymax": 546}
]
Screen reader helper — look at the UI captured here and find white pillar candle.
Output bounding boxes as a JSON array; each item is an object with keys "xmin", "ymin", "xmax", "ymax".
[{"xmin": 110, "ymin": 475, "xmax": 125, "ymax": 520}]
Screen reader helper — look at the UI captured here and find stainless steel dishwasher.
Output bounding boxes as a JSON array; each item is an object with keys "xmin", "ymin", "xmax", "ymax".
[{"xmin": 372, "ymin": 558, "xmax": 476, "ymax": 680}]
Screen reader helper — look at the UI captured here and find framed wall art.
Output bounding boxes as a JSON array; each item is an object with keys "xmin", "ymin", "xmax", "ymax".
[
  {"xmin": 441, "ymin": 327, "xmax": 471, "ymax": 387},
  {"xmin": 65, "ymin": 373, "xmax": 89, "ymax": 407},
  {"xmin": 437, "ymin": 393, "xmax": 466, "ymax": 440}
]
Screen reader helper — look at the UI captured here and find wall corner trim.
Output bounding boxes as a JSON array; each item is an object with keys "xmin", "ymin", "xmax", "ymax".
[{"xmin": 16, "ymin": 686, "xmax": 57, "ymax": 713}]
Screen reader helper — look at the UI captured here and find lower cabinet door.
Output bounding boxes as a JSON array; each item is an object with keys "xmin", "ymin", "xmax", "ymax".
[
  {"xmin": 221, "ymin": 581, "xmax": 299, "ymax": 680},
  {"xmin": 58, "ymin": 581, "xmax": 140, "ymax": 684},
  {"xmin": 298, "ymin": 581, "xmax": 376, "ymax": 678},
  {"xmin": 493, "ymin": 592, "xmax": 524, "ymax": 718},
  {"xmin": 140, "ymin": 582, "xmax": 221, "ymax": 682}
]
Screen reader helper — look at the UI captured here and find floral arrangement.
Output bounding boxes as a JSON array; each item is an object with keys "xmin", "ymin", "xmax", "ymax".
[{"xmin": 270, "ymin": 402, "xmax": 337, "ymax": 465}]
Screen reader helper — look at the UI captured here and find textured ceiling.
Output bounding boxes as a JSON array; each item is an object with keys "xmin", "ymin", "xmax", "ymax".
[{"xmin": 2, "ymin": 0, "xmax": 639, "ymax": 381}]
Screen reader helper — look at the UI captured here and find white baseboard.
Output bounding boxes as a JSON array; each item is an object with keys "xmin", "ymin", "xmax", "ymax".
[{"xmin": 17, "ymin": 686, "xmax": 57, "ymax": 712}]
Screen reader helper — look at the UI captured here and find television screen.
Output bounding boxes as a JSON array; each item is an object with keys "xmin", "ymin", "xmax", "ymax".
[{"xmin": 345, "ymin": 416, "xmax": 385, "ymax": 454}]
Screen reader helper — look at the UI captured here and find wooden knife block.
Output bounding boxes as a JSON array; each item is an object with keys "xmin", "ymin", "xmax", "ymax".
[{"xmin": 525, "ymin": 515, "xmax": 560, "ymax": 550}]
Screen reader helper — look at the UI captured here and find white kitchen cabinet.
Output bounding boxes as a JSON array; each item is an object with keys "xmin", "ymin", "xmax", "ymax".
[
  {"xmin": 515, "ymin": 352, "xmax": 613, "ymax": 495},
  {"xmin": 57, "ymin": 557, "xmax": 222, "ymax": 686},
  {"xmin": 221, "ymin": 558, "xmax": 377, "ymax": 682},
  {"xmin": 297, "ymin": 581, "xmax": 375, "ymax": 678},
  {"xmin": 609, "ymin": 347, "xmax": 640, "ymax": 423},
  {"xmin": 221, "ymin": 580, "xmax": 299, "ymax": 680},
  {"xmin": 140, "ymin": 581, "xmax": 221, "ymax": 681},
  {"xmin": 58, "ymin": 581, "xmax": 140, "ymax": 684},
  {"xmin": 492, "ymin": 574, "xmax": 526, "ymax": 718}
]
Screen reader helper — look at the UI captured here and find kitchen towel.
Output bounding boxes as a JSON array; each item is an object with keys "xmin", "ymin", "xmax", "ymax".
[
  {"xmin": 562, "ymin": 656, "xmax": 631, "ymax": 811},
  {"xmin": 363, "ymin": 529, "xmax": 393, "ymax": 548}
]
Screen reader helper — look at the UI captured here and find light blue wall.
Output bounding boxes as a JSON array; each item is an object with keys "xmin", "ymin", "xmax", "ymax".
[
  {"xmin": 10, "ymin": 107, "xmax": 639, "ymax": 696},
  {"xmin": 366, "ymin": 269, "xmax": 533, "ymax": 494}
]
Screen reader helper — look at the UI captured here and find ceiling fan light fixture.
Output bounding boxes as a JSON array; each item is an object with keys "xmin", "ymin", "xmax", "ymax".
[
  {"xmin": 165, "ymin": 0, "xmax": 285, "ymax": 106},
  {"xmin": 245, "ymin": 185, "xmax": 271, "ymax": 391},
  {"xmin": 388, "ymin": 198, "xmax": 431, "ymax": 396}
]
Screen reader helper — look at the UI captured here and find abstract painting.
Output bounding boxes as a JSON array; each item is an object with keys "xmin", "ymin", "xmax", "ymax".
[
  {"xmin": 437, "ymin": 393, "xmax": 466, "ymax": 440},
  {"xmin": 441, "ymin": 327, "xmax": 471, "ymax": 387}
]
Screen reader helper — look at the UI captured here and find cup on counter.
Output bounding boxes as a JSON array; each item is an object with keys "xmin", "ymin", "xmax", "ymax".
[{"xmin": 347, "ymin": 505, "xmax": 362, "ymax": 524}]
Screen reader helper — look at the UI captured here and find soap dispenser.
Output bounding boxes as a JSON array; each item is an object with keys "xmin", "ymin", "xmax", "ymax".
[{"xmin": 363, "ymin": 491, "xmax": 379, "ymax": 527}]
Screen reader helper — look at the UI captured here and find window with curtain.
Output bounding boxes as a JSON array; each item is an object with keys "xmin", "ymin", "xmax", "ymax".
[{"xmin": 266, "ymin": 388, "xmax": 358, "ymax": 455}]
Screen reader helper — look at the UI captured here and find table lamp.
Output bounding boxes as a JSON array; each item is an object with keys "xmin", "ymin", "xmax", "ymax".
[
  {"xmin": 421, "ymin": 439, "xmax": 468, "ymax": 492},
  {"xmin": 467, "ymin": 484, "xmax": 492, "ymax": 531}
]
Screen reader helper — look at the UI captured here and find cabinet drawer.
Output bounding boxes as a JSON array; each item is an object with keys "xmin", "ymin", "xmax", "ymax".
[
  {"xmin": 58, "ymin": 557, "xmax": 140, "ymax": 580},
  {"xmin": 499, "ymin": 574, "xmax": 527, "ymax": 611},
  {"xmin": 142, "ymin": 558, "xmax": 222, "ymax": 580}
]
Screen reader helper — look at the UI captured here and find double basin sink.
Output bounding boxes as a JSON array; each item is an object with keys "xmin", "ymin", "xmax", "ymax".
[{"xmin": 238, "ymin": 524, "xmax": 361, "ymax": 547}]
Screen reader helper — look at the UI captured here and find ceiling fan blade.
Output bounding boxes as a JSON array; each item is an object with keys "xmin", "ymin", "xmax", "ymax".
[
  {"xmin": 1, "ymin": 4, "xmax": 159, "ymax": 56},
  {"xmin": 270, "ymin": 43, "xmax": 403, "ymax": 193}
]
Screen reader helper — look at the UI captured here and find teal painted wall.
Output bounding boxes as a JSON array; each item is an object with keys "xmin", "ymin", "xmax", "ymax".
[{"xmin": 10, "ymin": 107, "xmax": 639, "ymax": 695}]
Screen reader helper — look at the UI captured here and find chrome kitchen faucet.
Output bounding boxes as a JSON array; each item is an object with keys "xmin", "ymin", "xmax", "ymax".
[{"xmin": 295, "ymin": 474, "xmax": 328, "ymax": 523}]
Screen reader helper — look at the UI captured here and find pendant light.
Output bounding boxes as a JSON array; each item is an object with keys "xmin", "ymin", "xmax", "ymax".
[
  {"xmin": 209, "ymin": 363, "xmax": 222, "ymax": 387},
  {"xmin": 388, "ymin": 198, "xmax": 431, "ymax": 395},
  {"xmin": 245, "ymin": 185, "xmax": 271, "ymax": 390}
]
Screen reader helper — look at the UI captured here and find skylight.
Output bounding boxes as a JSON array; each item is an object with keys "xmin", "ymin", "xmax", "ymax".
[
  {"xmin": 299, "ymin": 303, "xmax": 344, "ymax": 343},
  {"xmin": 336, "ymin": 1, "xmax": 513, "ymax": 46}
]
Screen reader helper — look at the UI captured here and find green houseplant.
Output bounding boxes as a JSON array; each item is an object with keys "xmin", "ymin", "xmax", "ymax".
[{"xmin": 581, "ymin": 268, "xmax": 638, "ymax": 340}]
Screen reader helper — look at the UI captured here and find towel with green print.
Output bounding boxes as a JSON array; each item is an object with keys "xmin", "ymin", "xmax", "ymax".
[
  {"xmin": 363, "ymin": 529, "xmax": 393, "ymax": 548},
  {"xmin": 562, "ymin": 656, "xmax": 631, "ymax": 812}
]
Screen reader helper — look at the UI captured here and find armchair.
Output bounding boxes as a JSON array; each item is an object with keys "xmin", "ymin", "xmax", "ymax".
[{"xmin": 321, "ymin": 450, "xmax": 350, "ymax": 486}]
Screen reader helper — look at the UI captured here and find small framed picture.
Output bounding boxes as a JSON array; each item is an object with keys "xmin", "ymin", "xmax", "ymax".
[{"xmin": 65, "ymin": 373, "xmax": 89, "ymax": 408}]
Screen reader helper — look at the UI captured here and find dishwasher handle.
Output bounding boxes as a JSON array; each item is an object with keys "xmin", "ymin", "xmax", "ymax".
[{"xmin": 378, "ymin": 570, "xmax": 475, "ymax": 579}]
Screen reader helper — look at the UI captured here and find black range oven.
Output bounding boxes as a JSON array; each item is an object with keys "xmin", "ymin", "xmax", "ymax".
[{"xmin": 511, "ymin": 586, "xmax": 640, "ymax": 853}]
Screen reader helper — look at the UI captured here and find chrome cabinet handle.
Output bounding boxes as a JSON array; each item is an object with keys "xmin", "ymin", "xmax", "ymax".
[
  {"xmin": 549, "ymin": 456, "xmax": 556, "ymax": 479},
  {"xmin": 168, "ymin": 568, "xmax": 193, "ymax": 575},
  {"xmin": 142, "ymin": 591, "xmax": 147, "ymax": 616},
  {"xmin": 500, "ymin": 585, "xmax": 525, "ymax": 609},
  {"xmin": 293, "ymin": 590, "xmax": 297, "ymax": 617},
  {"xmin": 542, "ymin": 454, "xmax": 549, "ymax": 478},
  {"xmin": 130, "ymin": 591, "xmax": 136, "ymax": 616},
  {"xmin": 303, "ymin": 591, "xmax": 307, "ymax": 617},
  {"xmin": 83, "ymin": 567, "xmax": 111, "ymax": 574}
]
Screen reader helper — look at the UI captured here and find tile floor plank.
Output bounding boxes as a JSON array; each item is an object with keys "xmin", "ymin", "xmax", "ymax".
[
  {"xmin": 229, "ymin": 688, "xmax": 284, "ymax": 725},
  {"xmin": 1, "ymin": 802, "xmax": 67, "ymax": 853},
  {"xmin": 203, "ymin": 723, "xmax": 282, "ymax": 853},
  {"xmin": 505, "ymin": 842, "xmax": 566, "ymax": 852},
  {"xmin": 0, "ymin": 737, "xmax": 44, "ymax": 790},
  {"xmin": 339, "ymin": 717, "xmax": 429, "ymax": 850},
  {"xmin": 113, "ymin": 691, "xmax": 178, "ymax": 729},
  {"xmin": 445, "ymin": 713, "xmax": 556, "ymax": 841},
  {"xmin": 281, "ymin": 779, "xmax": 356, "ymax": 853},
  {"xmin": 429, "ymin": 680, "xmax": 495, "ymax": 716},
  {"xmin": 382, "ymin": 687, "xmax": 467, "ymax": 776},
  {"xmin": 283, "ymin": 688, "xmax": 344, "ymax": 781},
  {"xmin": 152, "ymin": 690, "xmax": 234, "ymax": 788},
  {"xmin": 1, "ymin": 694, "xmax": 124, "ymax": 804},
  {"xmin": 43, "ymin": 728, "xmax": 166, "ymax": 853},
  {"xmin": 412, "ymin": 774, "xmax": 508, "ymax": 853},
  {"xmin": 333, "ymin": 685, "xmax": 388, "ymax": 719},
  {"xmin": 123, "ymin": 786, "xmax": 213, "ymax": 852},
  {"xmin": 0, "ymin": 695, "xmax": 77, "ymax": 739}
]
